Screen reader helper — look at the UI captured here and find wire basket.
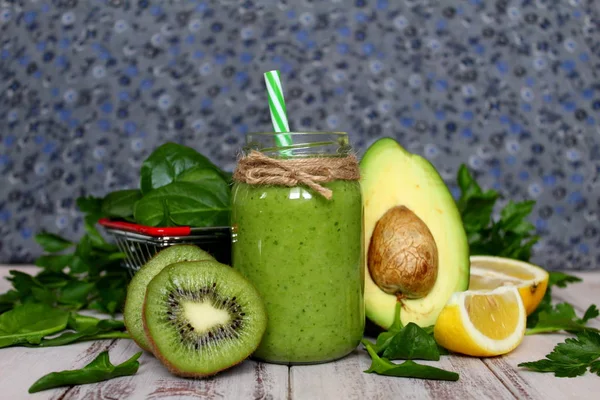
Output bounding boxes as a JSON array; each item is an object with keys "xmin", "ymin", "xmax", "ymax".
[{"xmin": 99, "ymin": 219, "xmax": 232, "ymax": 276}]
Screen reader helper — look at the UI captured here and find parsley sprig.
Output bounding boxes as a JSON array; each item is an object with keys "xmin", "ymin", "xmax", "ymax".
[
  {"xmin": 456, "ymin": 165, "xmax": 539, "ymax": 261},
  {"xmin": 458, "ymin": 165, "xmax": 600, "ymax": 378},
  {"xmin": 519, "ymin": 330, "xmax": 600, "ymax": 377},
  {"xmin": 0, "ymin": 197, "xmax": 129, "ymax": 316},
  {"xmin": 526, "ymin": 271, "xmax": 598, "ymax": 335}
]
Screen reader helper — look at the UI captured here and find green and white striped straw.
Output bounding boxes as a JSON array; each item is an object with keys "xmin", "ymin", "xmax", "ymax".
[{"xmin": 264, "ymin": 70, "xmax": 293, "ymax": 148}]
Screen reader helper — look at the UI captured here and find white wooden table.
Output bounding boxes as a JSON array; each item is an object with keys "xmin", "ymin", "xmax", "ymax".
[{"xmin": 1, "ymin": 266, "xmax": 599, "ymax": 399}]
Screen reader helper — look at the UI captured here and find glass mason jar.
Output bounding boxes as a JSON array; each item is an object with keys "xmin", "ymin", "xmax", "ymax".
[{"xmin": 231, "ymin": 132, "xmax": 365, "ymax": 364}]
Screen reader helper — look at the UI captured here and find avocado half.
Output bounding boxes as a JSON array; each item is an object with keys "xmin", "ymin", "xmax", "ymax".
[{"xmin": 360, "ymin": 138, "xmax": 470, "ymax": 329}]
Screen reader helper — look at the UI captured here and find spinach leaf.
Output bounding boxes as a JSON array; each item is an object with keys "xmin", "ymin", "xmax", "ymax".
[
  {"xmin": 382, "ymin": 323, "xmax": 441, "ymax": 361},
  {"xmin": 76, "ymin": 196, "xmax": 104, "ymax": 220},
  {"xmin": 373, "ymin": 302, "xmax": 404, "ymax": 353},
  {"xmin": 35, "ymin": 233, "xmax": 73, "ymax": 253},
  {"xmin": 0, "ymin": 304, "xmax": 70, "ymax": 348},
  {"xmin": 68, "ymin": 314, "xmax": 104, "ymax": 331},
  {"xmin": 177, "ymin": 166, "xmax": 231, "ymax": 205},
  {"xmin": 370, "ymin": 302, "xmax": 447, "ymax": 359},
  {"xmin": 140, "ymin": 142, "xmax": 226, "ymax": 194},
  {"xmin": 28, "ymin": 351, "xmax": 142, "ymax": 393},
  {"xmin": 363, "ymin": 340, "xmax": 458, "ymax": 381},
  {"xmin": 0, "ymin": 290, "xmax": 20, "ymax": 313},
  {"xmin": 101, "ymin": 190, "xmax": 142, "ymax": 219},
  {"xmin": 134, "ymin": 181, "xmax": 230, "ymax": 227},
  {"xmin": 31, "ymin": 318, "xmax": 128, "ymax": 347}
]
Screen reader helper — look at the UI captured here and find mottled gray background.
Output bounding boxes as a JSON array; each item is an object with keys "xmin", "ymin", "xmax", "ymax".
[{"xmin": 0, "ymin": 0, "xmax": 599, "ymax": 270}]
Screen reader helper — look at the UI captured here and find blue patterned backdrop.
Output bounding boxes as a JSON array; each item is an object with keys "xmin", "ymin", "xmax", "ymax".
[{"xmin": 0, "ymin": 0, "xmax": 599, "ymax": 270}]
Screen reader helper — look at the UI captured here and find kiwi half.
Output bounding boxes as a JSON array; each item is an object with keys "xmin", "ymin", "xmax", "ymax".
[
  {"xmin": 123, "ymin": 245, "xmax": 214, "ymax": 351},
  {"xmin": 142, "ymin": 260, "xmax": 267, "ymax": 377}
]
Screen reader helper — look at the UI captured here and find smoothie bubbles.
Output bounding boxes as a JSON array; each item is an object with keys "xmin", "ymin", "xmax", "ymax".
[{"xmin": 230, "ymin": 70, "xmax": 365, "ymax": 364}]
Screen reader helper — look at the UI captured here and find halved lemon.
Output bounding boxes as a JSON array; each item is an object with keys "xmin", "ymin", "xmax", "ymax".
[
  {"xmin": 433, "ymin": 286, "xmax": 526, "ymax": 357},
  {"xmin": 469, "ymin": 255, "xmax": 549, "ymax": 315}
]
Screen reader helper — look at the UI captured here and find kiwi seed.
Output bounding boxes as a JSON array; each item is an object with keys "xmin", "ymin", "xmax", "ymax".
[{"xmin": 142, "ymin": 260, "xmax": 267, "ymax": 378}]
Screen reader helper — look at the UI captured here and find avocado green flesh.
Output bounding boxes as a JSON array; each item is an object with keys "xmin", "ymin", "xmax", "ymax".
[
  {"xmin": 123, "ymin": 245, "xmax": 214, "ymax": 351},
  {"xmin": 360, "ymin": 138, "xmax": 470, "ymax": 329},
  {"xmin": 143, "ymin": 261, "xmax": 267, "ymax": 376}
]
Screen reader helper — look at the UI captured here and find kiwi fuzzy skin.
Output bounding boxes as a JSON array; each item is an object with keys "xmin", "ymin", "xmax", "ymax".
[{"xmin": 141, "ymin": 261, "xmax": 267, "ymax": 378}]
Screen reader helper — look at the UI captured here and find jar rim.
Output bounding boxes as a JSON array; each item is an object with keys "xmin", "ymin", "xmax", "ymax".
[
  {"xmin": 244, "ymin": 131, "xmax": 352, "ymax": 157},
  {"xmin": 246, "ymin": 131, "xmax": 348, "ymax": 136}
]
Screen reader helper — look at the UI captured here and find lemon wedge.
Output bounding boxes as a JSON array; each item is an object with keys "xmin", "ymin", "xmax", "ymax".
[
  {"xmin": 469, "ymin": 255, "xmax": 549, "ymax": 315},
  {"xmin": 433, "ymin": 286, "xmax": 526, "ymax": 357}
]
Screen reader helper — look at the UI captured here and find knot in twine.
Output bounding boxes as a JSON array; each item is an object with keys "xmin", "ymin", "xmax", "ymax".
[{"xmin": 233, "ymin": 150, "xmax": 360, "ymax": 200}]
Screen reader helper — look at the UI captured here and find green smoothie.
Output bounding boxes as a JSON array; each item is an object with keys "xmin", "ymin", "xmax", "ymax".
[{"xmin": 231, "ymin": 180, "xmax": 364, "ymax": 364}]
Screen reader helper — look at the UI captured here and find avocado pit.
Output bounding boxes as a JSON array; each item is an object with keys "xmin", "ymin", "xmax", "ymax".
[{"xmin": 367, "ymin": 206, "xmax": 439, "ymax": 299}]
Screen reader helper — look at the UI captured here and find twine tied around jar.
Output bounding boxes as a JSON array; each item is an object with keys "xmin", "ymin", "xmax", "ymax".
[{"xmin": 233, "ymin": 150, "xmax": 361, "ymax": 200}]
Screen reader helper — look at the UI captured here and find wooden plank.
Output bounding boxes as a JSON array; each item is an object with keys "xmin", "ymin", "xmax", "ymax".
[
  {"xmin": 3, "ymin": 267, "xmax": 600, "ymax": 399},
  {"xmin": 61, "ymin": 339, "xmax": 289, "ymax": 400},
  {"xmin": 290, "ymin": 347, "xmax": 515, "ymax": 400}
]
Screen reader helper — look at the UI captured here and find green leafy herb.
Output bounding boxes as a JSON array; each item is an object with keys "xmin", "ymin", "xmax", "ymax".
[
  {"xmin": 371, "ymin": 302, "xmax": 405, "ymax": 351},
  {"xmin": 28, "ymin": 351, "xmax": 142, "ymax": 393},
  {"xmin": 0, "ymin": 290, "xmax": 20, "ymax": 313},
  {"xmin": 58, "ymin": 281, "xmax": 97, "ymax": 308},
  {"xmin": 139, "ymin": 142, "xmax": 228, "ymax": 194},
  {"xmin": 0, "ymin": 304, "xmax": 127, "ymax": 349},
  {"xmin": 526, "ymin": 303, "xmax": 599, "ymax": 335},
  {"xmin": 381, "ymin": 323, "xmax": 441, "ymax": 361},
  {"xmin": 34, "ymin": 255, "xmax": 74, "ymax": 273},
  {"xmin": 68, "ymin": 313, "xmax": 106, "ymax": 331},
  {"xmin": 526, "ymin": 271, "xmax": 597, "ymax": 334},
  {"xmin": 362, "ymin": 340, "xmax": 458, "ymax": 381},
  {"xmin": 76, "ymin": 196, "xmax": 104, "ymax": 222},
  {"xmin": 0, "ymin": 304, "xmax": 70, "ymax": 348},
  {"xmin": 133, "ymin": 181, "xmax": 230, "ymax": 227},
  {"xmin": 455, "ymin": 166, "xmax": 599, "ymax": 336},
  {"xmin": 518, "ymin": 330, "xmax": 600, "ymax": 377},
  {"xmin": 30, "ymin": 316, "xmax": 129, "ymax": 347},
  {"xmin": 35, "ymin": 233, "xmax": 73, "ymax": 253},
  {"xmin": 1, "ymin": 228, "xmax": 128, "ymax": 316},
  {"xmin": 177, "ymin": 166, "xmax": 232, "ymax": 204},
  {"xmin": 362, "ymin": 302, "xmax": 454, "ymax": 380},
  {"xmin": 456, "ymin": 164, "xmax": 539, "ymax": 261},
  {"xmin": 548, "ymin": 271, "xmax": 583, "ymax": 288},
  {"xmin": 581, "ymin": 305, "xmax": 600, "ymax": 323},
  {"xmin": 101, "ymin": 189, "xmax": 142, "ymax": 219}
]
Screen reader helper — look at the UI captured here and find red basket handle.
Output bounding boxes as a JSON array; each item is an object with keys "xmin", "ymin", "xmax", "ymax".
[{"xmin": 98, "ymin": 219, "xmax": 192, "ymax": 237}]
